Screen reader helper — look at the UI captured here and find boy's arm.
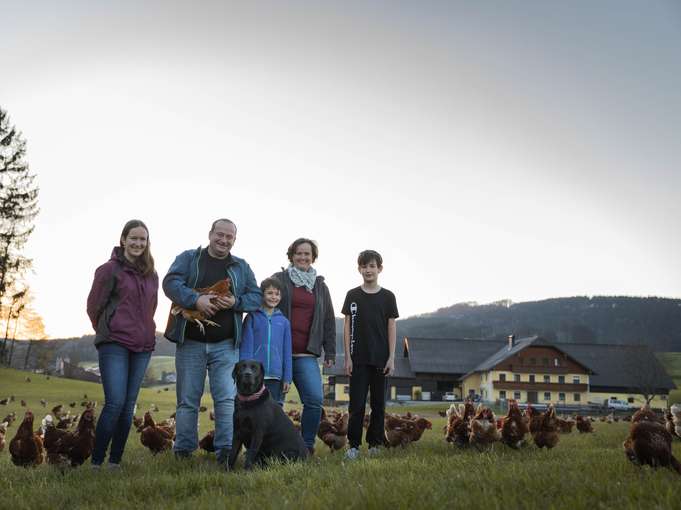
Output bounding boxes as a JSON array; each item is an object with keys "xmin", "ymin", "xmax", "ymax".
[
  {"xmin": 239, "ymin": 314, "xmax": 254, "ymax": 360},
  {"xmin": 384, "ymin": 318, "xmax": 397, "ymax": 376},
  {"xmin": 283, "ymin": 320, "xmax": 292, "ymax": 391},
  {"xmin": 343, "ymin": 315, "xmax": 352, "ymax": 376}
]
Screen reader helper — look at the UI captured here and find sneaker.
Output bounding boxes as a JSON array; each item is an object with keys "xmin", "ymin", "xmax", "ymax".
[
  {"xmin": 216, "ymin": 449, "xmax": 231, "ymax": 472},
  {"xmin": 344, "ymin": 447, "xmax": 360, "ymax": 460},
  {"xmin": 90, "ymin": 463, "xmax": 102, "ymax": 470},
  {"xmin": 367, "ymin": 446, "xmax": 381, "ymax": 457},
  {"xmin": 107, "ymin": 463, "xmax": 122, "ymax": 470}
]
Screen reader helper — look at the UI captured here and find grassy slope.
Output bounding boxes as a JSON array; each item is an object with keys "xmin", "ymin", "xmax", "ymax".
[{"xmin": 1, "ymin": 368, "xmax": 681, "ymax": 510}]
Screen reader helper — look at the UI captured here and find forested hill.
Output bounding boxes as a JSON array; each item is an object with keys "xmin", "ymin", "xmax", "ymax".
[{"xmin": 396, "ymin": 296, "xmax": 681, "ymax": 352}]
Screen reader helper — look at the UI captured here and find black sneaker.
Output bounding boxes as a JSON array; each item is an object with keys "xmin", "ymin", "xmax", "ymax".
[
  {"xmin": 174, "ymin": 450, "xmax": 192, "ymax": 460},
  {"xmin": 216, "ymin": 449, "xmax": 231, "ymax": 472}
]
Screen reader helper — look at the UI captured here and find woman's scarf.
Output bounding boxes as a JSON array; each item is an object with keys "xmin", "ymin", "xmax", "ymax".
[{"xmin": 287, "ymin": 264, "xmax": 317, "ymax": 292}]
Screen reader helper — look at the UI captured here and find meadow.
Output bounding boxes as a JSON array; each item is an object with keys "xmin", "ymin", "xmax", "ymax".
[{"xmin": 1, "ymin": 367, "xmax": 680, "ymax": 510}]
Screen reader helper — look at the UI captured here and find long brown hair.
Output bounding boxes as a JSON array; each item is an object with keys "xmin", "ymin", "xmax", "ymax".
[{"xmin": 119, "ymin": 219, "xmax": 155, "ymax": 275}]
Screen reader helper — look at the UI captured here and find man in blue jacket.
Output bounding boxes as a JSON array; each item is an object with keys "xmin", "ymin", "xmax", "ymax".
[{"xmin": 163, "ymin": 218, "xmax": 261, "ymax": 470}]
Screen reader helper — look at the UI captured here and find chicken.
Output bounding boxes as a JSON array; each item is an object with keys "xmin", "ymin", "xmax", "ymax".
[
  {"xmin": 317, "ymin": 409, "xmax": 349, "ymax": 451},
  {"xmin": 575, "ymin": 415, "xmax": 593, "ymax": 433},
  {"xmin": 132, "ymin": 415, "xmax": 144, "ymax": 432},
  {"xmin": 9, "ymin": 410, "xmax": 45, "ymax": 467},
  {"xmin": 469, "ymin": 405, "xmax": 500, "ymax": 450},
  {"xmin": 286, "ymin": 409, "xmax": 301, "ymax": 432},
  {"xmin": 0, "ymin": 421, "xmax": 7, "ymax": 451},
  {"xmin": 385, "ymin": 415, "xmax": 417, "ymax": 448},
  {"xmin": 2, "ymin": 412, "xmax": 16, "ymax": 427},
  {"xmin": 557, "ymin": 417, "xmax": 574, "ymax": 433},
  {"xmin": 532, "ymin": 404, "xmax": 560, "ymax": 449},
  {"xmin": 199, "ymin": 430, "xmax": 215, "ymax": 452},
  {"xmin": 524, "ymin": 404, "xmax": 542, "ymax": 435},
  {"xmin": 0, "ymin": 397, "xmax": 9, "ymax": 405},
  {"xmin": 51, "ymin": 404, "xmax": 65, "ymax": 418},
  {"xmin": 44, "ymin": 408, "xmax": 96, "ymax": 468},
  {"xmin": 170, "ymin": 278, "xmax": 233, "ymax": 335},
  {"xmin": 623, "ymin": 405, "xmax": 681, "ymax": 475},
  {"xmin": 444, "ymin": 402, "xmax": 475, "ymax": 447},
  {"xmin": 140, "ymin": 412, "xmax": 174, "ymax": 454},
  {"xmin": 670, "ymin": 404, "xmax": 681, "ymax": 439},
  {"xmin": 500, "ymin": 400, "xmax": 529, "ymax": 449}
]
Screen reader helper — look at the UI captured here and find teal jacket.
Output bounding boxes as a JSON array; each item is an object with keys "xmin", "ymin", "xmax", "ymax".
[{"xmin": 162, "ymin": 247, "xmax": 262, "ymax": 345}]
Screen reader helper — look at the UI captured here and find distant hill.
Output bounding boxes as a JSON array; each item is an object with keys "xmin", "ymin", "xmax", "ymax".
[{"xmin": 334, "ymin": 296, "xmax": 681, "ymax": 354}]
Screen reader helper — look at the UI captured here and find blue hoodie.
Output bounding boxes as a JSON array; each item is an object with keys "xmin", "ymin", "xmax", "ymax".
[{"xmin": 240, "ymin": 308, "xmax": 292, "ymax": 383}]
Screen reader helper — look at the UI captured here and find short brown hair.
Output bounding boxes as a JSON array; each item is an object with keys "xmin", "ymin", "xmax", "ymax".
[
  {"xmin": 286, "ymin": 238, "xmax": 318, "ymax": 263},
  {"xmin": 120, "ymin": 219, "xmax": 155, "ymax": 275},
  {"xmin": 357, "ymin": 250, "xmax": 382, "ymax": 267},
  {"xmin": 260, "ymin": 277, "xmax": 283, "ymax": 293}
]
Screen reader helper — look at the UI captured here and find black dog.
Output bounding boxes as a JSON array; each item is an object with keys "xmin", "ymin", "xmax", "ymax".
[{"xmin": 229, "ymin": 360, "xmax": 308, "ymax": 470}]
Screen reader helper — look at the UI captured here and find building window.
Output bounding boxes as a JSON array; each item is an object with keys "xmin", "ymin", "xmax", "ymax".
[
  {"xmin": 559, "ymin": 392, "xmax": 565, "ymax": 401},
  {"xmin": 574, "ymin": 393, "xmax": 581, "ymax": 402},
  {"xmin": 558, "ymin": 375, "xmax": 565, "ymax": 384},
  {"xmin": 514, "ymin": 391, "xmax": 521, "ymax": 400},
  {"xmin": 573, "ymin": 376, "xmax": 580, "ymax": 384},
  {"xmin": 544, "ymin": 392, "xmax": 551, "ymax": 401},
  {"xmin": 627, "ymin": 397, "xmax": 635, "ymax": 403},
  {"xmin": 514, "ymin": 373, "xmax": 521, "ymax": 382},
  {"xmin": 529, "ymin": 374, "xmax": 535, "ymax": 383},
  {"xmin": 543, "ymin": 375, "xmax": 550, "ymax": 383},
  {"xmin": 499, "ymin": 373, "xmax": 506, "ymax": 382},
  {"xmin": 343, "ymin": 385, "xmax": 349, "ymax": 394},
  {"xmin": 499, "ymin": 390, "xmax": 506, "ymax": 399},
  {"xmin": 661, "ymin": 395, "xmax": 667, "ymax": 400}
]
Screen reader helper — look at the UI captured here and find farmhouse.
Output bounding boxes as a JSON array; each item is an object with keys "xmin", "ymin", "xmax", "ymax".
[{"xmin": 324, "ymin": 335, "xmax": 675, "ymax": 409}]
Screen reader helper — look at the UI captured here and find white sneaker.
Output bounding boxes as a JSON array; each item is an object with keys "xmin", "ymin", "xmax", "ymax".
[
  {"xmin": 344, "ymin": 447, "xmax": 360, "ymax": 460},
  {"xmin": 367, "ymin": 446, "xmax": 381, "ymax": 457}
]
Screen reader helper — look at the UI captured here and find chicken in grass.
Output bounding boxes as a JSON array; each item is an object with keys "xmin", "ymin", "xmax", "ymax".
[
  {"xmin": 0, "ymin": 421, "xmax": 7, "ymax": 452},
  {"xmin": 444, "ymin": 401, "xmax": 475, "ymax": 447},
  {"xmin": 670, "ymin": 404, "xmax": 681, "ymax": 439},
  {"xmin": 170, "ymin": 278, "xmax": 233, "ymax": 335},
  {"xmin": 623, "ymin": 405, "xmax": 681, "ymax": 475},
  {"xmin": 44, "ymin": 408, "xmax": 96, "ymax": 468},
  {"xmin": 557, "ymin": 417, "xmax": 575, "ymax": 433},
  {"xmin": 524, "ymin": 404, "xmax": 542, "ymax": 435},
  {"xmin": 318, "ymin": 408, "xmax": 349, "ymax": 452},
  {"xmin": 575, "ymin": 415, "xmax": 594, "ymax": 433},
  {"xmin": 9, "ymin": 410, "xmax": 45, "ymax": 467},
  {"xmin": 385, "ymin": 415, "xmax": 417, "ymax": 448},
  {"xmin": 199, "ymin": 430, "xmax": 215, "ymax": 453},
  {"xmin": 140, "ymin": 412, "xmax": 175, "ymax": 454},
  {"xmin": 532, "ymin": 404, "xmax": 560, "ymax": 449},
  {"xmin": 500, "ymin": 400, "xmax": 529, "ymax": 449},
  {"xmin": 469, "ymin": 405, "xmax": 500, "ymax": 451}
]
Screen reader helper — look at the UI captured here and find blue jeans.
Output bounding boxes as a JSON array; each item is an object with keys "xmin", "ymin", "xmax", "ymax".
[
  {"xmin": 264, "ymin": 379, "xmax": 284, "ymax": 406},
  {"xmin": 292, "ymin": 356, "xmax": 323, "ymax": 449},
  {"xmin": 174, "ymin": 339, "xmax": 238, "ymax": 458},
  {"xmin": 92, "ymin": 342, "xmax": 151, "ymax": 465}
]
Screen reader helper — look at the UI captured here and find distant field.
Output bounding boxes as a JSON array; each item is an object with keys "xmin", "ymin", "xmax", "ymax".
[
  {"xmin": 657, "ymin": 352, "xmax": 681, "ymax": 405},
  {"xmin": 80, "ymin": 355, "xmax": 176, "ymax": 375},
  {"xmin": 2, "ymin": 367, "xmax": 681, "ymax": 510}
]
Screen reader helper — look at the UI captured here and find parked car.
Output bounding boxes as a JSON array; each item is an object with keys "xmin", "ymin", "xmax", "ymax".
[
  {"xmin": 606, "ymin": 399, "xmax": 630, "ymax": 410},
  {"xmin": 444, "ymin": 392, "xmax": 457, "ymax": 401}
]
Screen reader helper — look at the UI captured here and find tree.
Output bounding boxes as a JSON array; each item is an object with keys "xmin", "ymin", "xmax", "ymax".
[{"xmin": 0, "ymin": 107, "xmax": 39, "ymax": 304}]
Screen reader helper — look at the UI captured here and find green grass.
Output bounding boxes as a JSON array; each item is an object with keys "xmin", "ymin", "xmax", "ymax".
[
  {"xmin": 657, "ymin": 352, "xmax": 681, "ymax": 405},
  {"xmin": 80, "ymin": 355, "xmax": 177, "ymax": 376},
  {"xmin": 2, "ymin": 367, "xmax": 681, "ymax": 510}
]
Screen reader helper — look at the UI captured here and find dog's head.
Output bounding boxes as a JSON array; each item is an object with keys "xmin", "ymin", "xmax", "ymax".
[{"xmin": 232, "ymin": 359, "xmax": 265, "ymax": 396}]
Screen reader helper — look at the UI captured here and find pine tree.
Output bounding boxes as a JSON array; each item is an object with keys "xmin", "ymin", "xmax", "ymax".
[{"xmin": 0, "ymin": 107, "xmax": 39, "ymax": 364}]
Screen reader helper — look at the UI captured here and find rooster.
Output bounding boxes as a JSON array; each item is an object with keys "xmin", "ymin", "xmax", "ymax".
[
  {"xmin": 44, "ymin": 408, "xmax": 96, "ymax": 468},
  {"xmin": 445, "ymin": 402, "xmax": 475, "ymax": 447},
  {"xmin": 623, "ymin": 405, "xmax": 681, "ymax": 475},
  {"xmin": 469, "ymin": 405, "xmax": 500, "ymax": 451},
  {"xmin": 140, "ymin": 412, "xmax": 174, "ymax": 454},
  {"xmin": 9, "ymin": 410, "xmax": 45, "ymax": 467},
  {"xmin": 500, "ymin": 400, "xmax": 529, "ymax": 449},
  {"xmin": 318, "ymin": 409, "xmax": 349, "ymax": 451},
  {"xmin": 532, "ymin": 404, "xmax": 560, "ymax": 449},
  {"xmin": 170, "ymin": 278, "xmax": 233, "ymax": 335}
]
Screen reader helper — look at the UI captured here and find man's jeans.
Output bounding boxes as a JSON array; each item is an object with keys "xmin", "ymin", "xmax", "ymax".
[
  {"xmin": 92, "ymin": 342, "xmax": 151, "ymax": 465},
  {"xmin": 174, "ymin": 339, "xmax": 238, "ymax": 458},
  {"xmin": 292, "ymin": 356, "xmax": 323, "ymax": 449}
]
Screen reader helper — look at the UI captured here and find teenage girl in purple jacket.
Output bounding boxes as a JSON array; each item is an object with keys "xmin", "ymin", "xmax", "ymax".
[{"xmin": 86, "ymin": 219, "xmax": 158, "ymax": 469}]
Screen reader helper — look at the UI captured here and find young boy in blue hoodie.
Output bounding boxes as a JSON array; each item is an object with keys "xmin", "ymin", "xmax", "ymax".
[{"xmin": 239, "ymin": 278, "xmax": 292, "ymax": 405}]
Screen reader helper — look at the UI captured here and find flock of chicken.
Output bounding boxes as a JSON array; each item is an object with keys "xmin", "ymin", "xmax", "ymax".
[{"xmin": 1, "ymin": 396, "xmax": 680, "ymax": 476}]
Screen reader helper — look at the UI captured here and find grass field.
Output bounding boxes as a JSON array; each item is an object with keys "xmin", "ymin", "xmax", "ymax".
[
  {"xmin": 1, "ymin": 367, "xmax": 680, "ymax": 510},
  {"xmin": 657, "ymin": 352, "xmax": 681, "ymax": 405}
]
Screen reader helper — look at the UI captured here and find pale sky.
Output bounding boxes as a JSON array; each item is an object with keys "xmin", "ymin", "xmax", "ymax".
[{"xmin": 2, "ymin": 1, "xmax": 680, "ymax": 338}]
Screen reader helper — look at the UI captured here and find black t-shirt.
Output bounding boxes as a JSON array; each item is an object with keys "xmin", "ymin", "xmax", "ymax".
[
  {"xmin": 341, "ymin": 286, "xmax": 399, "ymax": 367},
  {"xmin": 185, "ymin": 250, "xmax": 235, "ymax": 343}
]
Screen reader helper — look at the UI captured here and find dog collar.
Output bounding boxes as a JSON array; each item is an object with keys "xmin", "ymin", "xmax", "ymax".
[{"xmin": 237, "ymin": 385, "xmax": 267, "ymax": 402}]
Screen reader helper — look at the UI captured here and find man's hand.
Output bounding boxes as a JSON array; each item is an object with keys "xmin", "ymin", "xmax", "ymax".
[
  {"xmin": 213, "ymin": 294, "xmax": 235, "ymax": 310},
  {"xmin": 344, "ymin": 358, "xmax": 353, "ymax": 376},
  {"xmin": 282, "ymin": 382, "xmax": 290, "ymax": 394},
  {"xmin": 383, "ymin": 357, "xmax": 395, "ymax": 376},
  {"xmin": 323, "ymin": 359, "xmax": 334, "ymax": 369},
  {"xmin": 196, "ymin": 294, "xmax": 219, "ymax": 317}
]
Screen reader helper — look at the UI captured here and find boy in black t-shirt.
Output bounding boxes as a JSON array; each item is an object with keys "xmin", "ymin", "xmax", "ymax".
[{"xmin": 341, "ymin": 250, "xmax": 399, "ymax": 460}]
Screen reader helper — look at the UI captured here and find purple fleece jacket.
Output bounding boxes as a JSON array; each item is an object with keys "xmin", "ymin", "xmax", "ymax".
[{"xmin": 86, "ymin": 247, "xmax": 158, "ymax": 352}]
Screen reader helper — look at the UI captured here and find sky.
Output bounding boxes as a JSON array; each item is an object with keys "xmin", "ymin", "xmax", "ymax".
[{"xmin": 2, "ymin": 0, "xmax": 680, "ymax": 338}]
